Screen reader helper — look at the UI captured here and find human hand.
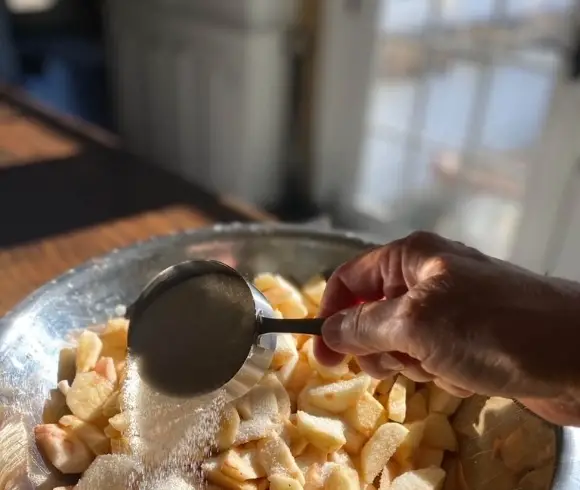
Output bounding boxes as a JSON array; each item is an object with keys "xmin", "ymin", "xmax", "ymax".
[{"xmin": 314, "ymin": 231, "xmax": 580, "ymax": 425}]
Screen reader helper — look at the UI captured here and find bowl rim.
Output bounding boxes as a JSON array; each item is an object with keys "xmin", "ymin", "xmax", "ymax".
[{"xmin": 0, "ymin": 222, "xmax": 379, "ymax": 328}]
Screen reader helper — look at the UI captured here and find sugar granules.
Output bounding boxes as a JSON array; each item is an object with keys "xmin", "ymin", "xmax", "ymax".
[{"xmin": 120, "ymin": 357, "xmax": 228, "ymax": 488}]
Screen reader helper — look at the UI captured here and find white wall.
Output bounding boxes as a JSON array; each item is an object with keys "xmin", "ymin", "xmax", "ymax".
[{"xmin": 510, "ymin": 81, "xmax": 580, "ymax": 276}]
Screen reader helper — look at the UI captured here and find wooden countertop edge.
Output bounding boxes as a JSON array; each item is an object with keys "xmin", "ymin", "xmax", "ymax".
[
  {"xmin": 0, "ymin": 84, "xmax": 278, "ymax": 224},
  {"xmin": 0, "ymin": 83, "xmax": 120, "ymax": 148},
  {"xmin": 218, "ymin": 196, "xmax": 277, "ymax": 222}
]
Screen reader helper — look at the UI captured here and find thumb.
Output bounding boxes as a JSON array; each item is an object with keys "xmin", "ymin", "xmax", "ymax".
[{"xmin": 321, "ymin": 298, "xmax": 410, "ymax": 358}]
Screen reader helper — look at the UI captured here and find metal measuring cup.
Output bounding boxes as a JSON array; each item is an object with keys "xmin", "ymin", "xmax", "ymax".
[{"xmin": 126, "ymin": 260, "xmax": 324, "ymax": 401}]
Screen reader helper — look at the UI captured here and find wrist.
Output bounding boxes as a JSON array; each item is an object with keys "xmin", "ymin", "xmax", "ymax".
[
  {"xmin": 520, "ymin": 276, "xmax": 580, "ymax": 426},
  {"xmin": 519, "ymin": 390, "xmax": 580, "ymax": 426}
]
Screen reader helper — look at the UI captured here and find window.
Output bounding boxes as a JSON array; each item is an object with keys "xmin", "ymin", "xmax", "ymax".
[{"xmin": 352, "ymin": 0, "xmax": 566, "ymax": 257}]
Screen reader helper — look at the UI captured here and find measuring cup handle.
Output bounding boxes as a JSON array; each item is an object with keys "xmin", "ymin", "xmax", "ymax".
[{"xmin": 258, "ymin": 317, "xmax": 324, "ymax": 336}]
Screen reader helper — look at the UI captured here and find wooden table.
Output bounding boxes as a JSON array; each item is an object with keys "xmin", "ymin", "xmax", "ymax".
[{"xmin": 0, "ymin": 86, "xmax": 274, "ymax": 315}]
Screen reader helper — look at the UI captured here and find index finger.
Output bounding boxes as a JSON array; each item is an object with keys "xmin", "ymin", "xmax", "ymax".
[
  {"xmin": 319, "ymin": 232, "xmax": 456, "ymax": 318},
  {"xmin": 318, "ymin": 242, "xmax": 407, "ymax": 318}
]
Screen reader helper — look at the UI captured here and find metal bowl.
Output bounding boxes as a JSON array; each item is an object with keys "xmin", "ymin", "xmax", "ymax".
[{"xmin": 0, "ymin": 223, "xmax": 578, "ymax": 489}]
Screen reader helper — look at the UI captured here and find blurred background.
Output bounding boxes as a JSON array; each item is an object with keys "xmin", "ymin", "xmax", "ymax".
[{"xmin": 1, "ymin": 0, "xmax": 580, "ymax": 278}]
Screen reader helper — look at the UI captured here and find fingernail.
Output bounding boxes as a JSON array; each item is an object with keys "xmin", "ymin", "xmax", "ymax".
[
  {"xmin": 321, "ymin": 311, "xmax": 348, "ymax": 348},
  {"xmin": 379, "ymin": 353, "xmax": 405, "ymax": 372}
]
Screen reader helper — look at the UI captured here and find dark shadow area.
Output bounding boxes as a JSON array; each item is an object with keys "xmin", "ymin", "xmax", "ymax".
[
  {"xmin": 0, "ymin": 148, "xmax": 262, "ymax": 248},
  {"xmin": 4, "ymin": 0, "xmax": 112, "ymax": 129}
]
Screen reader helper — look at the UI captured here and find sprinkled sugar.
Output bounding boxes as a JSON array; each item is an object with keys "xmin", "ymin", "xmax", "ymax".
[
  {"xmin": 113, "ymin": 271, "xmax": 264, "ymax": 487},
  {"xmin": 117, "ymin": 357, "xmax": 228, "ymax": 488}
]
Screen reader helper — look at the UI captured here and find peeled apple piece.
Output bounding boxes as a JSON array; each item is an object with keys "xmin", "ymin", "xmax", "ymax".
[
  {"xmin": 34, "ymin": 424, "xmax": 95, "ymax": 474},
  {"xmin": 66, "ymin": 371, "xmax": 115, "ymax": 422}
]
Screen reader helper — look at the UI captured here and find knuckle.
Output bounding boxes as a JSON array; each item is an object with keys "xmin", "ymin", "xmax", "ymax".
[
  {"xmin": 329, "ymin": 260, "xmax": 349, "ymax": 282},
  {"xmin": 342, "ymin": 304, "xmax": 363, "ymax": 338},
  {"xmin": 465, "ymin": 245, "xmax": 489, "ymax": 261},
  {"xmin": 423, "ymin": 255, "xmax": 452, "ymax": 277},
  {"xmin": 414, "ymin": 253, "xmax": 456, "ymax": 285},
  {"xmin": 404, "ymin": 230, "xmax": 439, "ymax": 248},
  {"xmin": 403, "ymin": 232, "xmax": 457, "ymax": 273},
  {"xmin": 452, "ymin": 239, "xmax": 486, "ymax": 259},
  {"xmin": 392, "ymin": 296, "xmax": 431, "ymax": 360},
  {"xmin": 401, "ymin": 285, "xmax": 447, "ymax": 334},
  {"xmin": 404, "ymin": 231, "xmax": 469, "ymax": 264},
  {"xmin": 349, "ymin": 302, "xmax": 385, "ymax": 349},
  {"xmin": 351, "ymin": 304, "xmax": 372, "ymax": 341},
  {"xmin": 400, "ymin": 294, "xmax": 428, "ymax": 330}
]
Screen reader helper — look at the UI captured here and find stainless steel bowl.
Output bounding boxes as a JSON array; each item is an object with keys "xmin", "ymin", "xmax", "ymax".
[{"xmin": 0, "ymin": 223, "xmax": 578, "ymax": 489}]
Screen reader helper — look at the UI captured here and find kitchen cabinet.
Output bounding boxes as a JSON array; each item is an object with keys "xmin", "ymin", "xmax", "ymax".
[{"xmin": 105, "ymin": 0, "xmax": 297, "ymax": 206}]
